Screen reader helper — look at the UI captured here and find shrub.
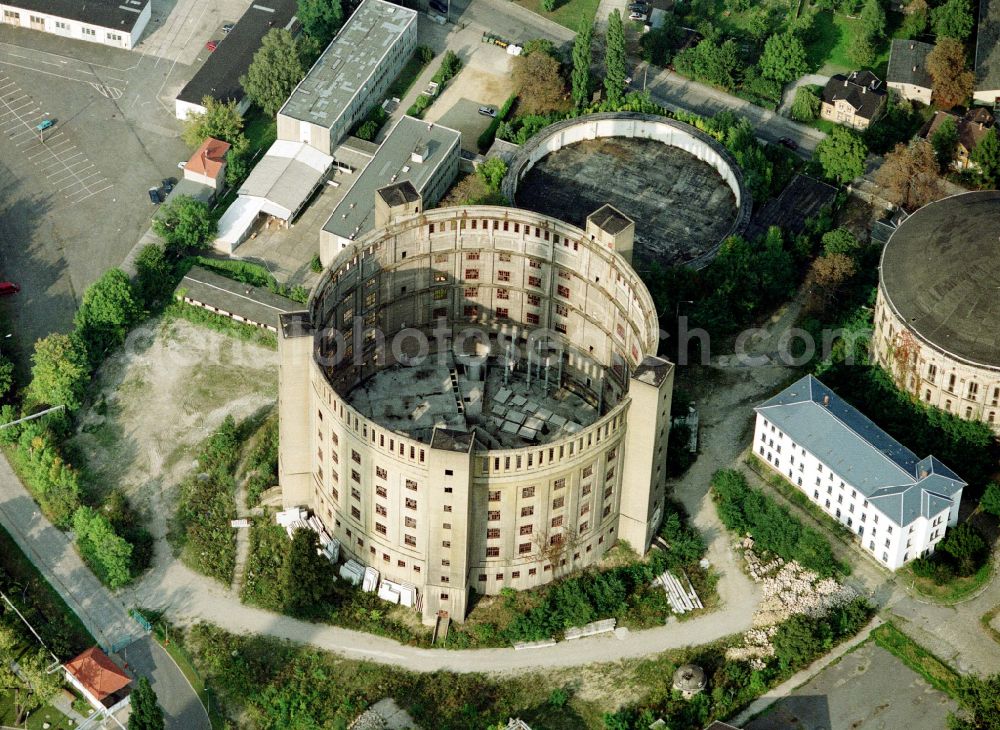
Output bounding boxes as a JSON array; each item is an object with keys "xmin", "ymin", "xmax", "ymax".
[
  {"xmin": 10, "ymin": 423, "xmax": 82, "ymax": 528},
  {"xmin": 309, "ymin": 253, "xmax": 323, "ymax": 273},
  {"xmin": 711, "ymin": 469, "xmax": 847, "ymax": 577},
  {"xmin": 356, "ymin": 120, "xmax": 379, "ymax": 141},
  {"xmin": 417, "ymin": 45, "xmax": 434, "ymax": 64},
  {"xmin": 73, "ymin": 506, "xmax": 133, "ymax": 589}
]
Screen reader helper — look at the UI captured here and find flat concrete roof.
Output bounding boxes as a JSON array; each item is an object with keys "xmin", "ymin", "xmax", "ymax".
[
  {"xmin": 177, "ymin": 266, "xmax": 300, "ymax": 329},
  {"xmin": 323, "ymin": 116, "xmax": 460, "ymax": 241},
  {"xmin": 4, "ymin": 0, "xmax": 149, "ymax": 31},
  {"xmin": 278, "ymin": 0, "xmax": 416, "ymax": 128},
  {"xmin": 976, "ymin": 0, "xmax": 1000, "ymax": 91},
  {"xmin": 176, "ymin": 0, "xmax": 298, "ymax": 107},
  {"xmin": 880, "ymin": 191, "xmax": 1000, "ymax": 368}
]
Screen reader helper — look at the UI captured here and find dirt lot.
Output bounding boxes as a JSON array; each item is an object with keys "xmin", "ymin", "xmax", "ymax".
[{"xmin": 72, "ymin": 317, "xmax": 277, "ymax": 542}]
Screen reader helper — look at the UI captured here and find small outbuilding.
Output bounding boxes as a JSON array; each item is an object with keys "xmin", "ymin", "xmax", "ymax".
[
  {"xmin": 672, "ymin": 663, "xmax": 707, "ymax": 699},
  {"xmin": 63, "ymin": 647, "xmax": 132, "ymax": 713}
]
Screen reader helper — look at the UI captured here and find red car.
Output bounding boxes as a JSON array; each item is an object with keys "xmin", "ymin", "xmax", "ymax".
[
  {"xmin": 206, "ymin": 40, "xmax": 219, "ymax": 51},
  {"xmin": 0, "ymin": 282, "xmax": 20, "ymax": 296}
]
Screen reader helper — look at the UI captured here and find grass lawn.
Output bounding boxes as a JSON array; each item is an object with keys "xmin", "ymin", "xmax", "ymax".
[
  {"xmin": 871, "ymin": 622, "xmax": 961, "ymax": 697},
  {"xmin": 387, "ymin": 53, "xmax": 431, "ymax": 100},
  {"xmin": 243, "ymin": 106, "xmax": 277, "ymax": 157},
  {"xmin": 899, "ymin": 560, "xmax": 994, "ymax": 604},
  {"xmin": 513, "ymin": 0, "xmax": 599, "ymax": 31},
  {"xmin": 807, "ymin": 9, "xmax": 897, "ymax": 76},
  {"xmin": 0, "ymin": 694, "xmax": 75, "ymax": 730}
]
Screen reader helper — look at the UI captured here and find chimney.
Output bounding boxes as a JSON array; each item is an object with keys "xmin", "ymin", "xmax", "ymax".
[{"xmin": 823, "ymin": 394, "xmax": 830, "ymax": 406}]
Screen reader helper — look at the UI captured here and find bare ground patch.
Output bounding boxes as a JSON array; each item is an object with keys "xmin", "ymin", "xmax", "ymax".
[{"xmin": 72, "ymin": 317, "xmax": 278, "ymax": 545}]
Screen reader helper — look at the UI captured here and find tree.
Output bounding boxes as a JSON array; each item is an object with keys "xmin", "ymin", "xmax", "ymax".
[
  {"xmin": 790, "ymin": 86, "xmax": 821, "ymax": 122},
  {"xmin": 674, "ymin": 39, "xmax": 741, "ymax": 90},
  {"xmin": 280, "ymin": 528, "xmax": 333, "ymax": 614},
  {"xmin": 542, "ymin": 0, "xmax": 555, "ymax": 11},
  {"xmin": 26, "ymin": 333, "xmax": 89, "ymax": 411},
  {"xmin": 605, "ymin": 10, "xmax": 627, "ymax": 107},
  {"xmin": 225, "ymin": 148, "xmax": 248, "ymax": 188},
  {"xmin": 476, "ymin": 157, "xmax": 507, "ymax": 192},
  {"xmin": 242, "ymin": 29, "xmax": 307, "ymax": 117},
  {"xmin": 128, "ymin": 677, "xmax": 165, "ymax": 730},
  {"xmin": 8, "ymin": 649, "xmax": 61, "ymax": 721},
  {"xmin": 181, "ymin": 97, "xmax": 247, "ymax": 151},
  {"xmin": 760, "ymin": 33, "xmax": 808, "ymax": 83},
  {"xmin": 928, "ymin": 38, "xmax": 974, "ymax": 110},
  {"xmin": 981, "ymin": 483, "xmax": 1000, "ymax": 517},
  {"xmin": 931, "ymin": 115, "xmax": 959, "ymax": 170},
  {"xmin": 815, "ymin": 126, "xmax": 868, "ymax": 183},
  {"xmin": 821, "ymin": 227, "xmax": 861, "ymax": 257},
  {"xmin": 900, "ymin": 0, "xmax": 929, "ymax": 38},
  {"xmin": 512, "ymin": 51, "xmax": 568, "ymax": 114},
  {"xmin": 639, "ymin": 17, "xmax": 679, "ymax": 67},
  {"xmin": 932, "ymin": 0, "xmax": 974, "ymax": 41},
  {"xmin": 950, "ymin": 673, "xmax": 1000, "ymax": 730},
  {"xmin": 938, "ymin": 523, "xmax": 987, "ymax": 576},
  {"xmin": 859, "ymin": 0, "xmax": 887, "ymax": 40},
  {"xmin": 0, "ymin": 356, "xmax": 14, "ymax": 400},
  {"xmin": 152, "ymin": 195, "xmax": 217, "ymax": 252},
  {"xmin": 805, "ymin": 253, "xmax": 857, "ymax": 312},
  {"xmin": 848, "ymin": 31, "xmax": 877, "ymax": 66},
  {"xmin": 571, "ymin": 20, "xmax": 593, "ymax": 109},
  {"xmin": 297, "ymin": 0, "xmax": 343, "ymax": 46},
  {"xmin": 875, "ymin": 139, "xmax": 943, "ymax": 210},
  {"xmin": 971, "ymin": 127, "xmax": 1000, "ymax": 185},
  {"xmin": 73, "ymin": 506, "xmax": 133, "ymax": 588},
  {"xmin": 134, "ymin": 244, "xmax": 174, "ymax": 308},
  {"xmin": 74, "ymin": 269, "xmax": 140, "ymax": 365}
]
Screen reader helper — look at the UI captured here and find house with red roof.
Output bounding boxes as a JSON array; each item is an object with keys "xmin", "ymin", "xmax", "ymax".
[
  {"xmin": 183, "ymin": 137, "xmax": 231, "ymax": 192},
  {"xmin": 63, "ymin": 646, "xmax": 132, "ymax": 712}
]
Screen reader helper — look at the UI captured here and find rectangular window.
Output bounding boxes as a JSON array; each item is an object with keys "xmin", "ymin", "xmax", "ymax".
[
  {"xmin": 579, "ymin": 521, "xmax": 589, "ymax": 533},
  {"xmin": 519, "ymin": 524, "xmax": 533, "ymax": 535},
  {"xmin": 406, "ymin": 479, "xmax": 418, "ymax": 491},
  {"xmin": 526, "ymin": 313, "xmax": 540, "ymax": 325},
  {"xmin": 351, "ymin": 507, "xmax": 361, "ymax": 519},
  {"xmin": 405, "ymin": 498, "xmax": 417, "ymax": 510},
  {"xmin": 551, "ymin": 515, "xmax": 563, "ymax": 527},
  {"xmin": 495, "ymin": 307, "xmax": 509, "ymax": 319},
  {"xmin": 486, "ymin": 547, "xmax": 500, "ymax": 557},
  {"xmin": 405, "ymin": 534, "xmax": 416, "ymax": 547},
  {"xmin": 497, "ymin": 270, "xmax": 511, "ymax": 282},
  {"xmin": 528, "ymin": 275, "xmax": 542, "ymax": 287},
  {"xmin": 488, "ymin": 510, "xmax": 501, "ymax": 521},
  {"xmin": 520, "ymin": 506, "xmax": 534, "ymax": 517},
  {"xmin": 465, "ymin": 268, "xmax": 479, "ymax": 280},
  {"xmin": 557, "ymin": 285, "xmax": 570, "ymax": 298},
  {"xmin": 488, "ymin": 490, "xmax": 501, "ymax": 501},
  {"xmin": 443, "ymin": 505, "xmax": 452, "ymax": 513},
  {"xmin": 405, "ymin": 516, "xmax": 416, "ymax": 528},
  {"xmin": 375, "ymin": 523, "xmax": 387, "ymax": 535},
  {"xmin": 552, "ymin": 496, "xmax": 565, "ymax": 509},
  {"xmin": 487, "ymin": 528, "xmax": 500, "ymax": 539},
  {"xmin": 496, "ymin": 288, "xmax": 509, "ymax": 300},
  {"xmin": 376, "ymin": 504, "xmax": 387, "ymax": 517},
  {"xmin": 554, "ymin": 478, "xmax": 565, "ymax": 489},
  {"xmin": 522, "ymin": 486, "xmax": 535, "ymax": 498},
  {"xmin": 519, "ymin": 542, "xmax": 532, "ymax": 554}
]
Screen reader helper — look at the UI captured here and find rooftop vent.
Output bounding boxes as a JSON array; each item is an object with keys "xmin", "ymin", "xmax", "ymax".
[
  {"xmin": 411, "ymin": 143, "xmax": 428, "ymax": 164},
  {"xmin": 823, "ymin": 394, "xmax": 830, "ymax": 406}
]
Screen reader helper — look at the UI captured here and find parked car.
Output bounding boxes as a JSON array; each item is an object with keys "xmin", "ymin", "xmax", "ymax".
[
  {"xmin": 148, "ymin": 187, "xmax": 162, "ymax": 204},
  {"xmin": 161, "ymin": 178, "xmax": 174, "ymax": 194},
  {"xmin": 777, "ymin": 137, "xmax": 799, "ymax": 151},
  {"xmin": 206, "ymin": 40, "xmax": 219, "ymax": 52},
  {"xmin": 0, "ymin": 282, "xmax": 20, "ymax": 297},
  {"xmin": 478, "ymin": 106, "xmax": 497, "ymax": 118},
  {"xmin": 35, "ymin": 118, "xmax": 54, "ymax": 132},
  {"xmin": 222, "ymin": 22, "xmax": 235, "ymax": 34},
  {"xmin": 629, "ymin": 10, "xmax": 647, "ymax": 20}
]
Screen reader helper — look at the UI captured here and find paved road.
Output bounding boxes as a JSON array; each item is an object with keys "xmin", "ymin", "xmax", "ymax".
[
  {"xmin": 630, "ymin": 62, "xmax": 827, "ymax": 156},
  {"xmin": 0, "ymin": 454, "xmax": 210, "ymax": 730},
  {"xmin": 778, "ymin": 73, "xmax": 831, "ymax": 115}
]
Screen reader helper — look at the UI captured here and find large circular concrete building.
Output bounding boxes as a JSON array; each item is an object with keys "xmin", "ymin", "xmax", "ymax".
[
  {"xmin": 278, "ymin": 185, "xmax": 673, "ymax": 623},
  {"xmin": 502, "ymin": 112, "xmax": 752, "ymax": 269},
  {"xmin": 873, "ymin": 191, "xmax": 1000, "ymax": 435}
]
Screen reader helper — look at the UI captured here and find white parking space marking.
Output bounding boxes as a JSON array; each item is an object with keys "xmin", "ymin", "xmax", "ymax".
[
  {"xmin": 0, "ymin": 42, "xmax": 128, "ymax": 99},
  {"xmin": 0, "ymin": 73, "xmax": 111, "ymax": 205}
]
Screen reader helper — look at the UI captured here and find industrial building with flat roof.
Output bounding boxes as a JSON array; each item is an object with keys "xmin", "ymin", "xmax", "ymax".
[
  {"xmin": 872, "ymin": 191, "xmax": 1000, "ymax": 435},
  {"xmin": 277, "ymin": 0, "xmax": 417, "ymax": 155},
  {"xmin": 0, "ymin": 0, "xmax": 150, "ymax": 49},
  {"xmin": 320, "ymin": 115, "xmax": 461, "ymax": 264},
  {"xmin": 975, "ymin": 0, "xmax": 1000, "ymax": 104},
  {"xmin": 174, "ymin": 0, "xmax": 298, "ymax": 119}
]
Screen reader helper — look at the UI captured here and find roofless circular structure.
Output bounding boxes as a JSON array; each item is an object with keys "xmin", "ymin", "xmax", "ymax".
[
  {"xmin": 873, "ymin": 191, "xmax": 1000, "ymax": 436},
  {"xmin": 278, "ymin": 194, "xmax": 674, "ymax": 623},
  {"xmin": 501, "ymin": 112, "xmax": 752, "ymax": 270}
]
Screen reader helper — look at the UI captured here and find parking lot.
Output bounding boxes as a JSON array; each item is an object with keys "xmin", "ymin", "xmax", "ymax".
[{"xmin": 0, "ymin": 0, "xmax": 249, "ymax": 365}]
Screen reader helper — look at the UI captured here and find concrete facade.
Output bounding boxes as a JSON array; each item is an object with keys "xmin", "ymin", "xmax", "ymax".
[
  {"xmin": 276, "ymin": 0, "xmax": 417, "ymax": 155},
  {"xmin": 872, "ymin": 192, "xmax": 1000, "ymax": 436},
  {"xmin": 279, "ymin": 205, "xmax": 673, "ymax": 623},
  {"xmin": 0, "ymin": 0, "xmax": 150, "ymax": 49}
]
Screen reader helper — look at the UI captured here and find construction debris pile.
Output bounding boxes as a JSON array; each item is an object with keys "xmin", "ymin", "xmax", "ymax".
[{"xmin": 725, "ymin": 537, "xmax": 856, "ymax": 669}]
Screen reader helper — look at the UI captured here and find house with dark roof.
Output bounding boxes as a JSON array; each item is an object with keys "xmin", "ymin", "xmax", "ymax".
[
  {"xmin": 820, "ymin": 71, "xmax": 887, "ymax": 130},
  {"xmin": 0, "ymin": 0, "xmax": 150, "ymax": 49},
  {"xmin": 887, "ymin": 39, "xmax": 935, "ymax": 105},
  {"xmin": 174, "ymin": 0, "xmax": 298, "ymax": 119},
  {"xmin": 920, "ymin": 107, "xmax": 996, "ymax": 170},
  {"xmin": 754, "ymin": 375, "xmax": 965, "ymax": 571}
]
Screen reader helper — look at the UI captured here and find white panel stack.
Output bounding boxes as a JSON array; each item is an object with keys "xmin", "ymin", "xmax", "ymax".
[{"xmin": 339, "ymin": 559, "xmax": 365, "ymax": 585}]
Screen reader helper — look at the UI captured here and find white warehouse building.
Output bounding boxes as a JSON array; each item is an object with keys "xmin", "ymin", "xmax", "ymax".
[
  {"xmin": 754, "ymin": 375, "xmax": 965, "ymax": 571},
  {"xmin": 0, "ymin": 0, "xmax": 150, "ymax": 49}
]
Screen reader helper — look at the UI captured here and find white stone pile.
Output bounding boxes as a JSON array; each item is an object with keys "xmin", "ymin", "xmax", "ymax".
[{"xmin": 725, "ymin": 540, "xmax": 856, "ymax": 670}]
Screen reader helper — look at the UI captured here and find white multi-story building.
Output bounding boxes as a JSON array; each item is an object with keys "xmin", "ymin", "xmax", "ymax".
[
  {"xmin": 754, "ymin": 375, "xmax": 966, "ymax": 571},
  {"xmin": 0, "ymin": 0, "xmax": 150, "ymax": 49}
]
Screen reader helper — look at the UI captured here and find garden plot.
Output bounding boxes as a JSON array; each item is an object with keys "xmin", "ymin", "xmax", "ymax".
[{"xmin": 72, "ymin": 318, "xmax": 278, "ymax": 543}]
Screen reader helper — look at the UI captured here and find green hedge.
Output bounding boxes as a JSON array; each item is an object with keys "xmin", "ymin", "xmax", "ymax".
[
  {"xmin": 711, "ymin": 468, "xmax": 848, "ymax": 577},
  {"xmin": 477, "ymin": 94, "xmax": 517, "ymax": 152}
]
